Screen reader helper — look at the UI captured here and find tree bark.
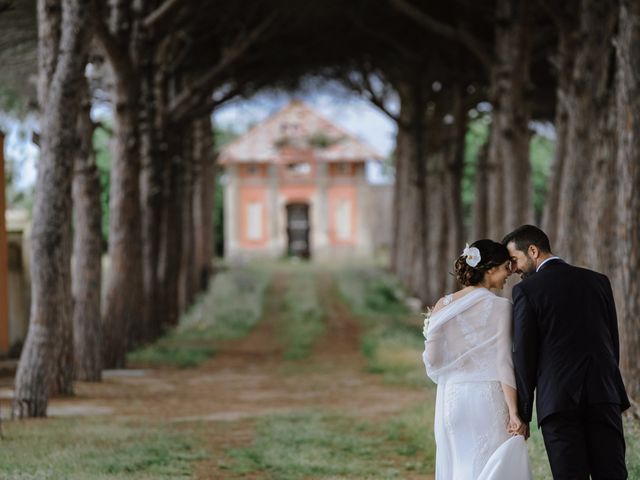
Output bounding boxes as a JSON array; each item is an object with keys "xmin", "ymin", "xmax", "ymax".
[
  {"xmin": 541, "ymin": 6, "xmax": 579, "ymax": 244},
  {"xmin": 487, "ymin": 0, "xmax": 533, "ymax": 239},
  {"xmin": 554, "ymin": 0, "xmax": 618, "ymax": 266},
  {"xmin": 159, "ymin": 128, "xmax": 184, "ymax": 327},
  {"xmin": 179, "ymin": 123, "xmax": 195, "ymax": 313},
  {"xmin": 201, "ymin": 116, "xmax": 216, "ymax": 288},
  {"xmin": 13, "ymin": 0, "xmax": 90, "ymax": 418},
  {"xmin": 615, "ymin": 0, "xmax": 640, "ymax": 407},
  {"xmin": 485, "ymin": 118, "xmax": 505, "ymax": 240},
  {"xmin": 101, "ymin": 73, "xmax": 144, "ymax": 367},
  {"xmin": 392, "ymin": 80, "xmax": 429, "ymax": 302},
  {"xmin": 390, "ymin": 124, "xmax": 407, "ymax": 277},
  {"xmin": 472, "ymin": 139, "xmax": 490, "ymax": 240},
  {"xmin": 445, "ymin": 84, "xmax": 468, "ymax": 291},
  {"xmin": 72, "ymin": 73, "xmax": 102, "ymax": 382},
  {"xmin": 425, "ymin": 96, "xmax": 449, "ymax": 301},
  {"xmin": 192, "ymin": 116, "xmax": 215, "ymax": 292},
  {"xmin": 140, "ymin": 57, "xmax": 170, "ymax": 340}
]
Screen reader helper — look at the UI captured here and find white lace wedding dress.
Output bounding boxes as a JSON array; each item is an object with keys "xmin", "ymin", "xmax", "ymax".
[{"xmin": 423, "ymin": 288, "xmax": 533, "ymax": 480}]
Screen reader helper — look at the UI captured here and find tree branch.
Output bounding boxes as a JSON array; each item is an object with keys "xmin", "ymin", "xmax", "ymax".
[
  {"xmin": 342, "ymin": 71, "xmax": 401, "ymax": 124},
  {"xmin": 168, "ymin": 13, "xmax": 278, "ymax": 122},
  {"xmin": 179, "ymin": 84, "xmax": 243, "ymax": 123},
  {"xmin": 91, "ymin": 0, "xmax": 135, "ymax": 86},
  {"xmin": 143, "ymin": 0, "xmax": 185, "ymax": 29},
  {"xmin": 351, "ymin": 14, "xmax": 420, "ymax": 64},
  {"xmin": 387, "ymin": 0, "xmax": 494, "ymax": 70}
]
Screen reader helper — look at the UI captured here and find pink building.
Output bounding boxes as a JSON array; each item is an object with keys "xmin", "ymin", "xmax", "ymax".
[{"xmin": 219, "ymin": 100, "xmax": 387, "ymax": 260}]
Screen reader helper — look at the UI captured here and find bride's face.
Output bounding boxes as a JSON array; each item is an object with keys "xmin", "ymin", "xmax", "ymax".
[{"xmin": 484, "ymin": 260, "xmax": 512, "ymax": 289}]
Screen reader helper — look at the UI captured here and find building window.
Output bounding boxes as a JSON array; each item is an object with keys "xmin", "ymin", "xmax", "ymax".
[
  {"xmin": 286, "ymin": 162, "xmax": 311, "ymax": 175},
  {"xmin": 246, "ymin": 164, "xmax": 258, "ymax": 175},
  {"xmin": 247, "ymin": 202, "xmax": 263, "ymax": 241},
  {"xmin": 336, "ymin": 199, "xmax": 352, "ymax": 240}
]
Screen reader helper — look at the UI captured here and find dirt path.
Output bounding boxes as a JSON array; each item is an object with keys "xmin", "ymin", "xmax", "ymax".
[{"xmin": 0, "ymin": 269, "xmax": 431, "ymax": 479}]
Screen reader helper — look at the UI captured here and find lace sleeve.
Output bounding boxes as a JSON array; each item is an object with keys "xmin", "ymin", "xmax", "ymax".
[{"xmin": 494, "ymin": 298, "xmax": 516, "ymax": 389}]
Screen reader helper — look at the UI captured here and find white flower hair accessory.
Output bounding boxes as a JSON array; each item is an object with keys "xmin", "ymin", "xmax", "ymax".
[{"xmin": 461, "ymin": 242, "xmax": 481, "ymax": 268}]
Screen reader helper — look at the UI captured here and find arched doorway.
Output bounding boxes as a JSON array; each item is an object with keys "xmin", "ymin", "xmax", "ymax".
[{"xmin": 286, "ymin": 203, "xmax": 310, "ymax": 259}]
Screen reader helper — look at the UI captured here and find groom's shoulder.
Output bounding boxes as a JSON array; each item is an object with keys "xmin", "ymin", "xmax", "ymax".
[
  {"xmin": 572, "ymin": 265, "xmax": 612, "ymax": 290},
  {"xmin": 522, "ymin": 262, "xmax": 610, "ymax": 292},
  {"xmin": 565, "ymin": 263, "xmax": 610, "ymax": 284}
]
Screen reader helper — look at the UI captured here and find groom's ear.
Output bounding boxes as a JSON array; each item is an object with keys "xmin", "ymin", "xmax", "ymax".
[{"xmin": 528, "ymin": 245, "xmax": 540, "ymax": 259}]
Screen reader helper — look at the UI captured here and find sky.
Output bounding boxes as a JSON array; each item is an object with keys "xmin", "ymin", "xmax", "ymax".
[{"xmin": 0, "ymin": 113, "xmax": 39, "ymax": 190}]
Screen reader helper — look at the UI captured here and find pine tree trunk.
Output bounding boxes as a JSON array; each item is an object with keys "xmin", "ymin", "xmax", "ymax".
[
  {"xmin": 445, "ymin": 85, "xmax": 467, "ymax": 292},
  {"xmin": 393, "ymin": 80, "xmax": 429, "ymax": 302},
  {"xmin": 555, "ymin": 0, "xmax": 618, "ymax": 265},
  {"xmin": 159, "ymin": 130, "xmax": 184, "ymax": 327},
  {"xmin": 390, "ymin": 125, "xmax": 407, "ymax": 277},
  {"xmin": 191, "ymin": 119, "xmax": 204, "ymax": 295},
  {"xmin": 425, "ymin": 95, "xmax": 449, "ymax": 301},
  {"xmin": 201, "ymin": 116, "xmax": 216, "ymax": 288},
  {"xmin": 391, "ymin": 93, "xmax": 417, "ymax": 291},
  {"xmin": 192, "ymin": 116, "xmax": 215, "ymax": 292},
  {"xmin": 615, "ymin": 0, "xmax": 640, "ymax": 407},
  {"xmin": 102, "ymin": 78, "xmax": 144, "ymax": 368},
  {"xmin": 542, "ymin": 11, "xmax": 579, "ymax": 245},
  {"xmin": 179, "ymin": 125, "xmax": 195, "ymax": 313},
  {"xmin": 140, "ymin": 65, "xmax": 169, "ymax": 340},
  {"xmin": 472, "ymin": 139, "xmax": 490, "ymax": 240},
  {"xmin": 13, "ymin": 0, "xmax": 90, "ymax": 418},
  {"xmin": 584, "ymin": 95, "xmax": 617, "ymax": 274},
  {"xmin": 72, "ymin": 75, "xmax": 103, "ymax": 382},
  {"xmin": 486, "ymin": 120, "xmax": 505, "ymax": 240},
  {"xmin": 97, "ymin": 0, "xmax": 151, "ymax": 365},
  {"xmin": 487, "ymin": 0, "xmax": 533, "ymax": 239}
]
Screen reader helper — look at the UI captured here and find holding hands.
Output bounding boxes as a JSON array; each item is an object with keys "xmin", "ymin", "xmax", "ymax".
[{"xmin": 508, "ymin": 411, "xmax": 529, "ymax": 439}]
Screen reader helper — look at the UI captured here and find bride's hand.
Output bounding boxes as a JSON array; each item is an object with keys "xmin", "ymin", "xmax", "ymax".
[{"xmin": 507, "ymin": 412, "xmax": 526, "ymax": 437}]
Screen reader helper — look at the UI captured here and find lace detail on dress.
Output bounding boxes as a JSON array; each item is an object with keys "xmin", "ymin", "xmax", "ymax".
[
  {"xmin": 473, "ymin": 382, "xmax": 509, "ymax": 473},
  {"xmin": 443, "ymin": 293, "xmax": 454, "ymax": 306}
]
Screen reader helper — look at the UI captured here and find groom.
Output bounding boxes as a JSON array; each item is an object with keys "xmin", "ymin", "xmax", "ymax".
[{"xmin": 503, "ymin": 225, "xmax": 630, "ymax": 479}]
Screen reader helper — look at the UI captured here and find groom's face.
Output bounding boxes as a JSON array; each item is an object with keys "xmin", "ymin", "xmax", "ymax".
[{"xmin": 506, "ymin": 242, "xmax": 537, "ymax": 280}]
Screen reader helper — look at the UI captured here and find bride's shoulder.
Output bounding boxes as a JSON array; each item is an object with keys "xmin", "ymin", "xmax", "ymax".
[
  {"xmin": 431, "ymin": 287, "xmax": 468, "ymax": 313},
  {"xmin": 432, "ymin": 292, "xmax": 454, "ymax": 314}
]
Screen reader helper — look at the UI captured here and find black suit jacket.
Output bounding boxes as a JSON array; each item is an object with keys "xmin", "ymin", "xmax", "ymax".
[{"xmin": 512, "ymin": 259, "xmax": 630, "ymax": 425}]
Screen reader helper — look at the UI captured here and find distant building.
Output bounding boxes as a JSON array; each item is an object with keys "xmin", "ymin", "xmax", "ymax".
[{"xmin": 219, "ymin": 100, "xmax": 391, "ymax": 260}]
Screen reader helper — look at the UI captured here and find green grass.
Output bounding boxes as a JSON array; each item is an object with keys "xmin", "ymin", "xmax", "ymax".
[
  {"xmin": 334, "ymin": 267, "xmax": 409, "ymax": 319},
  {"xmin": 334, "ymin": 267, "xmax": 424, "ymax": 386},
  {"xmin": 527, "ymin": 413, "xmax": 640, "ymax": 479},
  {"xmin": 280, "ymin": 268, "xmax": 325, "ymax": 360},
  {"xmin": 0, "ymin": 418, "xmax": 206, "ymax": 479},
  {"xmin": 224, "ymin": 407, "xmax": 434, "ymax": 479},
  {"xmin": 626, "ymin": 417, "xmax": 640, "ymax": 479},
  {"xmin": 527, "ymin": 413, "xmax": 554, "ymax": 479},
  {"xmin": 178, "ymin": 264, "xmax": 271, "ymax": 341},
  {"xmin": 128, "ymin": 265, "xmax": 271, "ymax": 368}
]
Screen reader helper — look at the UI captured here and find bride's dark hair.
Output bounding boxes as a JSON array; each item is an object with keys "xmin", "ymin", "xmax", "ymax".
[{"xmin": 454, "ymin": 239, "xmax": 510, "ymax": 286}]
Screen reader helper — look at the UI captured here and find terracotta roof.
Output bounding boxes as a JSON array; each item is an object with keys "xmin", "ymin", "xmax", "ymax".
[{"xmin": 218, "ymin": 100, "xmax": 383, "ymax": 164}]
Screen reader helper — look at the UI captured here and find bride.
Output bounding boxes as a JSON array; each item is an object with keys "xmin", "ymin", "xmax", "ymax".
[{"xmin": 423, "ymin": 239, "xmax": 532, "ymax": 479}]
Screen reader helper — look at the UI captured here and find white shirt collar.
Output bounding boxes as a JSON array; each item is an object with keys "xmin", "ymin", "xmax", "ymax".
[{"xmin": 536, "ymin": 256, "xmax": 561, "ymax": 272}]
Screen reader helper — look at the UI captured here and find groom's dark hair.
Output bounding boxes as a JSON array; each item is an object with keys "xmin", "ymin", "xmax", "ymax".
[{"xmin": 502, "ymin": 225, "xmax": 552, "ymax": 253}]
